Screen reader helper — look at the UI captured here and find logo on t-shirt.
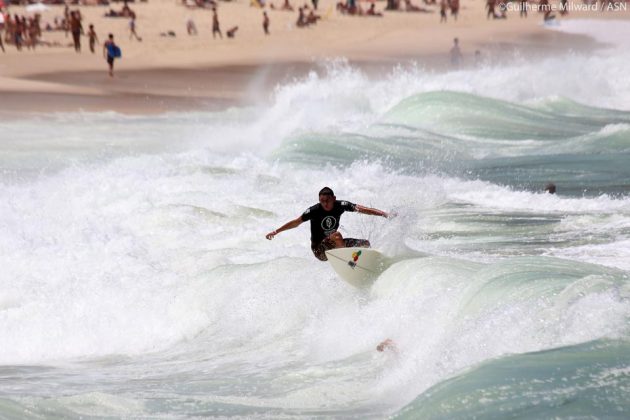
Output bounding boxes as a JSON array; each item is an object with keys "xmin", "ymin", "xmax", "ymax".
[{"xmin": 321, "ymin": 216, "xmax": 336, "ymax": 233}]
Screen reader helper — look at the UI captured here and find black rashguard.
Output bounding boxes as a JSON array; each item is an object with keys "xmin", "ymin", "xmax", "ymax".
[{"xmin": 301, "ymin": 200, "xmax": 357, "ymax": 245}]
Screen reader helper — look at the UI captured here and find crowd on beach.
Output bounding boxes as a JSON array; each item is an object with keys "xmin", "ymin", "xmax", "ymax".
[{"xmin": 0, "ymin": 0, "xmax": 623, "ymax": 70}]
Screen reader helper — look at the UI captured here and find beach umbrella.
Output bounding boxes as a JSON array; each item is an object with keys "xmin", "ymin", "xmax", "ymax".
[{"xmin": 25, "ymin": 3, "xmax": 50, "ymax": 13}]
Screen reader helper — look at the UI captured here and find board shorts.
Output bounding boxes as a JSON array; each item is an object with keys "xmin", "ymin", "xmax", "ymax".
[
  {"xmin": 311, "ymin": 236, "xmax": 370, "ymax": 261},
  {"xmin": 107, "ymin": 55, "xmax": 114, "ymax": 65}
]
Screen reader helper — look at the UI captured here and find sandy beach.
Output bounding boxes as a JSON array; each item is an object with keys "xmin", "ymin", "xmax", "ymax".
[{"xmin": 1, "ymin": 0, "xmax": 629, "ymax": 113}]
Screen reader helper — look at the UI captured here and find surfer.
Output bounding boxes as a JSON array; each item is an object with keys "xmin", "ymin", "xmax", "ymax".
[
  {"xmin": 103, "ymin": 33, "xmax": 119, "ymax": 77},
  {"xmin": 265, "ymin": 187, "xmax": 390, "ymax": 261}
]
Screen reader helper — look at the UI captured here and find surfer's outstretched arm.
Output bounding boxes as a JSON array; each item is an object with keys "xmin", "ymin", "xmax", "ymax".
[
  {"xmin": 356, "ymin": 205, "xmax": 389, "ymax": 218},
  {"xmin": 266, "ymin": 216, "xmax": 303, "ymax": 240}
]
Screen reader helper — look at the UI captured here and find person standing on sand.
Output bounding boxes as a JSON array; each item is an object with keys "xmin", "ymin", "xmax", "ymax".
[
  {"xmin": 69, "ymin": 11, "xmax": 83, "ymax": 52},
  {"xmin": 88, "ymin": 24, "xmax": 98, "ymax": 53},
  {"xmin": 103, "ymin": 33, "xmax": 118, "ymax": 77},
  {"xmin": 187, "ymin": 18, "xmax": 198, "ymax": 35},
  {"xmin": 263, "ymin": 11, "xmax": 270, "ymax": 34},
  {"xmin": 63, "ymin": 4, "xmax": 69, "ymax": 38},
  {"xmin": 212, "ymin": 7, "xmax": 222, "ymax": 39},
  {"xmin": 520, "ymin": 0, "xmax": 528, "ymax": 18},
  {"xmin": 439, "ymin": 0, "xmax": 447, "ymax": 22},
  {"xmin": 14, "ymin": 15, "xmax": 23, "ymax": 51},
  {"xmin": 0, "ymin": 13, "xmax": 5, "ymax": 53},
  {"xmin": 450, "ymin": 0, "xmax": 459, "ymax": 21},
  {"xmin": 486, "ymin": 0, "xmax": 495, "ymax": 19}
]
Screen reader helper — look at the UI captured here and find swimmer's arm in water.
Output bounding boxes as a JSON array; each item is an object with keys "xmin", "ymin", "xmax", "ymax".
[
  {"xmin": 356, "ymin": 204, "xmax": 390, "ymax": 218},
  {"xmin": 266, "ymin": 216, "xmax": 303, "ymax": 240}
]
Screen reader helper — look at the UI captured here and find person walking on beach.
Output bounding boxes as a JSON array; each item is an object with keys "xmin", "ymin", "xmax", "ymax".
[
  {"xmin": 103, "ymin": 33, "xmax": 119, "ymax": 77},
  {"xmin": 263, "ymin": 11, "xmax": 270, "ymax": 34},
  {"xmin": 212, "ymin": 7, "xmax": 222, "ymax": 39},
  {"xmin": 129, "ymin": 16, "xmax": 142, "ymax": 41},
  {"xmin": 88, "ymin": 24, "xmax": 98, "ymax": 53},
  {"xmin": 450, "ymin": 37, "xmax": 462, "ymax": 68},
  {"xmin": 439, "ymin": 0, "xmax": 447, "ymax": 22}
]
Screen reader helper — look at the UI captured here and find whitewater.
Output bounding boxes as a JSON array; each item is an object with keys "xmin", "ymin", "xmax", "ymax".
[{"xmin": 1, "ymin": 21, "xmax": 629, "ymax": 419}]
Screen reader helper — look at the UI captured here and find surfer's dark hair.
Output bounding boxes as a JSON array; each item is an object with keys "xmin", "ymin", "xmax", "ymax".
[{"xmin": 319, "ymin": 187, "xmax": 334, "ymax": 197}]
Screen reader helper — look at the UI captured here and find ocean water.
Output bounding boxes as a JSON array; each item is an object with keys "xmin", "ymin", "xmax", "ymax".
[{"xmin": 1, "ymin": 22, "xmax": 630, "ymax": 419}]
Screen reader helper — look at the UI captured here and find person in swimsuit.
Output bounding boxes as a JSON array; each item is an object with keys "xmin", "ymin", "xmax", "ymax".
[{"xmin": 265, "ymin": 187, "xmax": 390, "ymax": 261}]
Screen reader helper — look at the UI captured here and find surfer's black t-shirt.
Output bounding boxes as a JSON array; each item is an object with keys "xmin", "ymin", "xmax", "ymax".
[{"xmin": 301, "ymin": 200, "xmax": 357, "ymax": 245}]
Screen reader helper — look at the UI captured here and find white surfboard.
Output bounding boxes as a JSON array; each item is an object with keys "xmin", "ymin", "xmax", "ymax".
[{"xmin": 325, "ymin": 247, "xmax": 390, "ymax": 288}]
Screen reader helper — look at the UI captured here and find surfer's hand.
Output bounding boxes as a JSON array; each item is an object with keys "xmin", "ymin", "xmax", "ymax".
[{"xmin": 266, "ymin": 231, "xmax": 277, "ymax": 240}]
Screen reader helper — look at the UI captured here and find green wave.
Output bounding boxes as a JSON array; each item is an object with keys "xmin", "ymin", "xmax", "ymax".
[{"xmin": 393, "ymin": 339, "xmax": 630, "ymax": 420}]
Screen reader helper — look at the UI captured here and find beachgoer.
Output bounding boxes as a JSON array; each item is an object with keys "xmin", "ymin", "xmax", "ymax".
[
  {"xmin": 129, "ymin": 17, "xmax": 142, "ymax": 41},
  {"xmin": 545, "ymin": 183, "xmax": 556, "ymax": 194},
  {"xmin": 226, "ymin": 26, "xmax": 238, "ymax": 38},
  {"xmin": 282, "ymin": 0, "xmax": 295, "ymax": 11},
  {"xmin": 0, "ymin": 12, "xmax": 5, "ymax": 52},
  {"xmin": 306, "ymin": 9, "xmax": 321, "ymax": 24},
  {"xmin": 440, "ymin": 0, "xmax": 447, "ymax": 22},
  {"xmin": 69, "ymin": 11, "xmax": 83, "ymax": 52},
  {"xmin": 474, "ymin": 49, "xmax": 482, "ymax": 65},
  {"xmin": 187, "ymin": 18, "xmax": 198, "ymax": 35},
  {"xmin": 88, "ymin": 24, "xmax": 98, "ymax": 53},
  {"xmin": 64, "ymin": 4, "xmax": 70, "ymax": 37},
  {"xmin": 520, "ymin": 0, "xmax": 528, "ymax": 18},
  {"xmin": 450, "ymin": 0, "xmax": 459, "ymax": 20},
  {"xmin": 450, "ymin": 37, "xmax": 462, "ymax": 67},
  {"xmin": 265, "ymin": 187, "xmax": 389, "ymax": 262},
  {"xmin": 367, "ymin": 3, "xmax": 383, "ymax": 16},
  {"xmin": 14, "ymin": 15, "xmax": 24, "ymax": 51},
  {"xmin": 103, "ymin": 33, "xmax": 119, "ymax": 77},
  {"xmin": 263, "ymin": 11, "xmax": 270, "ymax": 34},
  {"xmin": 486, "ymin": 0, "xmax": 495, "ymax": 19},
  {"xmin": 297, "ymin": 7, "xmax": 307, "ymax": 26},
  {"xmin": 212, "ymin": 7, "xmax": 222, "ymax": 39}
]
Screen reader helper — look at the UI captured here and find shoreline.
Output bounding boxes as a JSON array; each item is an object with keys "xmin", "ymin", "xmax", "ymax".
[{"xmin": 1, "ymin": 2, "xmax": 627, "ymax": 114}]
